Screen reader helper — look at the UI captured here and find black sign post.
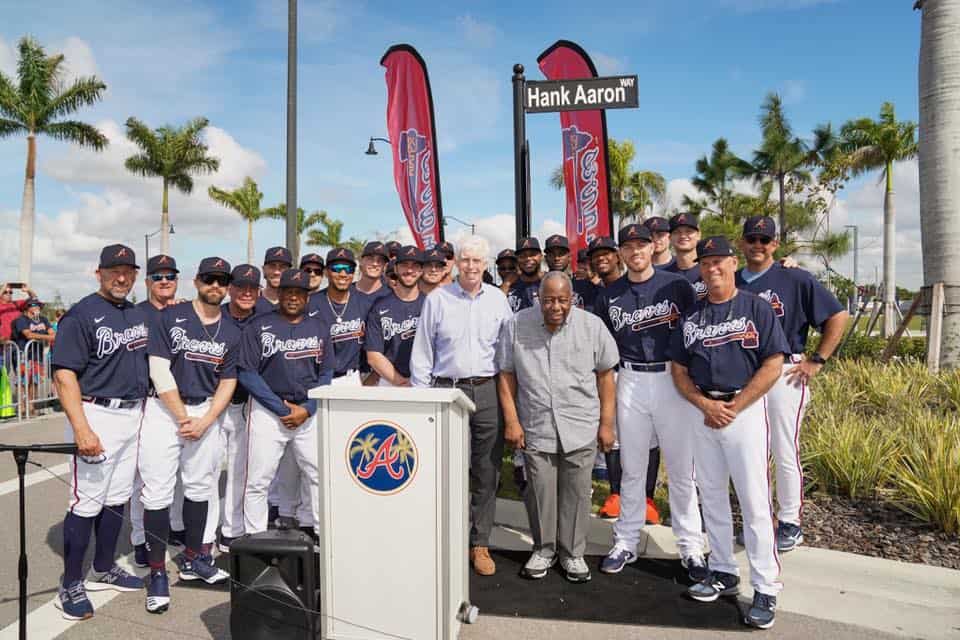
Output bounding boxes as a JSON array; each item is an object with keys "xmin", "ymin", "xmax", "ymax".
[{"xmin": 512, "ymin": 64, "xmax": 529, "ymax": 242}]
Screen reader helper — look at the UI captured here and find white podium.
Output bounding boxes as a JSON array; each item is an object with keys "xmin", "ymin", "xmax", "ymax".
[{"xmin": 308, "ymin": 386, "xmax": 478, "ymax": 640}]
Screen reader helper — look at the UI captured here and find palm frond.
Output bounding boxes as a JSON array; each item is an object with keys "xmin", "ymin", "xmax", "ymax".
[
  {"xmin": 0, "ymin": 118, "xmax": 27, "ymax": 138},
  {"xmin": 124, "ymin": 153, "xmax": 161, "ymax": 178},
  {"xmin": 125, "ymin": 117, "xmax": 160, "ymax": 154},
  {"xmin": 0, "ymin": 71, "xmax": 24, "ymax": 122},
  {"xmin": 42, "ymin": 120, "xmax": 108, "ymax": 150},
  {"xmin": 168, "ymin": 172, "xmax": 194, "ymax": 194},
  {"xmin": 39, "ymin": 76, "xmax": 107, "ymax": 124}
]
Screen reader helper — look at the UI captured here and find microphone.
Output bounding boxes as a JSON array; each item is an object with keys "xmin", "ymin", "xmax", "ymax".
[{"xmin": 0, "ymin": 443, "xmax": 79, "ymax": 455}]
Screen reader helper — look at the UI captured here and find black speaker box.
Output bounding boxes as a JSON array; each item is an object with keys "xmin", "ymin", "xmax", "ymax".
[{"xmin": 229, "ymin": 530, "xmax": 320, "ymax": 640}]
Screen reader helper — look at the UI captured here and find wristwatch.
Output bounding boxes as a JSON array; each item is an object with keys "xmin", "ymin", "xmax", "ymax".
[{"xmin": 809, "ymin": 352, "xmax": 828, "ymax": 365}]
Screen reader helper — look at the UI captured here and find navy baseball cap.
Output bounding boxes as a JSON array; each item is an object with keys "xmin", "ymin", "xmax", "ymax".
[
  {"xmin": 669, "ymin": 212, "xmax": 699, "ymax": 232},
  {"xmin": 516, "ymin": 237, "xmax": 541, "ymax": 253},
  {"xmin": 545, "ymin": 234, "xmax": 569, "ymax": 251},
  {"xmin": 99, "ymin": 244, "xmax": 139, "ymax": 269},
  {"xmin": 146, "ymin": 254, "xmax": 178, "ymax": 275},
  {"xmin": 25, "ymin": 298, "xmax": 43, "ymax": 308},
  {"xmin": 743, "ymin": 215, "xmax": 777, "ymax": 240},
  {"xmin": 362, "ymin": 241, "xmax": 388, "ymax": 259},
  {"xmin": 231, "ymin": 264, "xmax": 261, "ymax": 287},
  {"xmin": 395, "ymin": 245, "xmax": 424, "ymax": 264},
  {"xmin": 586, "ymin": 236, "xmax": 617, "ymax": 256},
  {"xmin": 264, "ymin": 246, "xmax": 293, "ymax": 266},
  {"xmin": 696, "ymin": 236, "xmax": 737, "ymax": 261},
  {"xmin": 326, "ymin": 247, "xmax": 356, "ymax": 266},
  {"xmin": 643, "ymin": 216, "xmax": 670, "ymax": 234},
  {"xmin": 198, "ymin": 256, "xmax": 231, "ymax": 276},
  {"xmin": 434, "ymin": 241, "xmax": 455, "ymax": 259},
  {"xmin": 386, "ymin": 240, "xmax": 402, "ymax": 258},
  {"xmin": 299, "ymin": 253, "xmax": 325, "ymax": 269},
  {"xmin": 618, "ymin": 223, "xmax": 652, "ymax": 245},
  {"xmin": 576, "ymin": 248, "xmax": 588, "ymax": 262},
  {"xmin": 496, "ymin": 249, "xmax": 517, "ymax": 264},
  {"xmin": 423, "ymin": 248, "xmax": 446, "ymax": 264},
  {"xmin": 279, "ymin": 268, "xmax": 311, "ymax": 290}
]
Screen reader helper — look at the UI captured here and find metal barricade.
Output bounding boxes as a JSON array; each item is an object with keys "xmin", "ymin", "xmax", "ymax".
[
  {"xmin": 1, "ymin": 341, "xmax": 22, "ymax": 421},
  {"xmin": 21, "ymin": 339, "xmax": 57, "ymax": 419}
]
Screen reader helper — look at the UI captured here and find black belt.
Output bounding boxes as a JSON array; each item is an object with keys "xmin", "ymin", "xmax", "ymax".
[
  {"xmin": 620, "ymin": 361, "xmax": 667, "ymax": 373},
  {"xmin": 181, "ymin": 397, "xmax": 210, "ymax": 406},
  {"xmin": 433, "ymin": 376, "xmax": 493, "ymax": 387},
  {"xmin": 698, "ymin": 388, "xmax": 740, "ymax": 402},
  {"xmin": 82, "ymin": 396, "xmax": 143, "ymax": 410},
  {"xmin": 230, "ymin": 399, "xmax": 246, "ymax": 406}
]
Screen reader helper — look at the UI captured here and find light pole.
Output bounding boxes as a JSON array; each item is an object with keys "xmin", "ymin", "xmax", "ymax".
[
  {"xmin": 443, "ymin": 215, "xmax": 475, "ymax": 235},
  {"xmin": 845, "ymin": 224, "xmax": 859, "ymax": 308},
  {"xmin": 286, "ymin": 0, "xmax": 298, "ymax": 264},
  {"xmin": 365, "ymin": 137, "xmax": 391, "ymax": 155},
  {"xmin": 145, "ymin": 224, "xmax": 175, "ymax": 261}
]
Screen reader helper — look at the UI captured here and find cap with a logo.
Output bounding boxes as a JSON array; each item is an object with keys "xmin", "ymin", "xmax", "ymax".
[
  {"xmin": 264, "ymin": 246, "xmax": 293, "ymax": 266},
  {"xmin": 423, "ymin": 248, "xmax": 446, "ymax": 264},
  {"xmin": 669, "ymin": 212, "xmax": 699, "ymax": 232},
  {"xmin": 743, "ymin": 215, "xmax": 777, "ymax": 239},
  {"xmin": 326, "ymin": 247, "xmax": 357, "ymax": 266},
  {"xmin": 496, "ymin": 249, "xmax": 517, "ymax": 264},
  {"xmin": 362, "ymin": 241, "xmax": 388, "ymax": 259},
  {"xmin": 696, "ymin": 236, "xmax": 736, "ymax": 261},
  {"xmin": 516, "ymin": 237, "xmax": 542, "ymax": 253},
  {"xmin": 395, "ymin": 245, "xmax": 424, "ymax": 264},
  {"xmin": 198, "ymin": 256, "xmax": 231, "ymax": 276},
  {"xmin": 643, "ymin": 216, "xmax": 670, "ymax": 234},
  {"xmin": 231, "ymin": 264, "xmax": 261, "ymax": 287},
  {"xmin": 25, "ymin": 298, "xmax": 43, "ymax": 308},
  {"xmin": 545, "ymin": 234, "xmax": 570, "ymax": 251},
  {"xmin": 299, "ymin": 253, "xmax": 325, "ymax": 269},
  {"xmin": 618, "ymin": 223, "xmax": 652, "ymax": 245},
  {"xmin": 279, "ymin": 268, "xmax": 311, "ymax": 290},
  {"xmin": 576, "ymin": 248, "xmax": 588, "ymax": 262},
  {"xmin": 99, "ymin": 244, "xmax": 139, "ymax": 269},
  {"xmin": 147, "ymin": 254, "xmax": 179, "ymax": 275},
  {"xmin": 586, "ymin": 236, "xmax": 617, "ymax": 256},
  {"xmin": 386, "ymin": 241, "xmax": 402, "ymax": 258},
  {"xmin": 434, "ymin": 241, "xmax": 455, "ymax": 259}
]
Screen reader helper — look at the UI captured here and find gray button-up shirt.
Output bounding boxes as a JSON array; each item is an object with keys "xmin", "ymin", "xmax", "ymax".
[{"xmin": 496, "ymin": 306, "xmax": 619, "ymax": 453}]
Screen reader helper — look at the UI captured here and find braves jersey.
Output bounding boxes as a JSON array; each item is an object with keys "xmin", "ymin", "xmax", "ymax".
[
  {"xmin": 11, "ymin": 315, "xmax": 53, "ymax": 357},
  {"xmin": 594, "ymin": 271, "xmax": 697, "ymax": 364},
  {"xmin": 254, "ymin": 297, "xmax": 276, "ymax": 316},
  {"xmin": 572, "ymin": 279, "xmax": 599, "ymax": 313},
  {"xmin": 307, "ymin": 287, "xmax": 373, "ymax": 376},
  {"xmin": 357, "ymin": 283, "xmax": 392, "ymax": 306},
  {"xmin": 665, "ymin": 262, "xmax": 707, "ymax": 300},
  {"xmin": 365, "ymin": 293, "xmax": 424, "ymax": 378},
  {"xmin": 654, "ymin": 257, "xmax": 676, "ymax": 271},
  {"xmin": 51, "ymin": 292, "xmax": 149, "ymax": 399},
  {"xmin": 667, "ymin": 290, "xmax": 790, "ymax": 392},
  {"xmin": 736, "ymin": 263, "xmax": 845, "ymax": 354},
  {"xmin": 222, "ymin": 303, "xmax": 262, "ymax": 403},
  {"xmin": 240, "ymin": 311, "xmax": 334, "ymax": 403},
  {"xmin": 507, "ymin": 278, "xmax": 541, "ymax": 313}
]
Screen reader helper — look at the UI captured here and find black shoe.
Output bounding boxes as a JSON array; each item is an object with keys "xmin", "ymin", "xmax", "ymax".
[
  {"xmin": 680, "ymin": 554, "xmax": 711, "ymax": 583},
  {"xmin": 267, "ymin": 505, "xmax": 279, "ymax": 529},
  {"xmin": 217, "ymin": 535, "xmax": 238, "ymax": 554},
  {"xmin": 299, "ymin": 526, "xmax": 319, "ymax": 545}
]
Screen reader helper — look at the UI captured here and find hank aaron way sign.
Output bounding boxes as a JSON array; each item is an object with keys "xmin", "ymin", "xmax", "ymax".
[{"xmin": 524, "ymin": 75, "xmax": 639, "ymax": 113}]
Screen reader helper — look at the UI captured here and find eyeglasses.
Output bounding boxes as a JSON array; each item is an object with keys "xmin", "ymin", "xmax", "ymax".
[
  {"xmin": 328, "ymin": 263, "xmax": 356, "ymax": 274},
  {"xmin": 149, "ymin": 274, "xmax": 178, "ymax": 282},
  {"xmin": 303, "ymin": 267, "xmax": 324, "ymax": 275},
  {"xmin": 199, "ymin": 274, "xmax": 231, "ymax": 287},
  {"xmin": 1, "ymin": 290, "xmax": 11, "ymax": 296},
  {"xmin": 745, "ymin": 235, "xmax": 773, "ymax": 245}
]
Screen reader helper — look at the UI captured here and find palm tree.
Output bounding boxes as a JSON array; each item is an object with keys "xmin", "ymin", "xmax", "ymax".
[
  {"xmin": 304, "ymin": 212, "xmax": 365, "ymax": 257},
  {"xmin": 917, "ymin": 0, "xmax": 960, "ymax": 369},
  {"xmin": 208, "ymin": 177, "xmax": 271, "ymax": 264},
  {"xmin": 264, "ymin": 204, "xmax": 326, "ymax": 255},
  {"xmin": 124, "ymin": 117, "xmax": 221, "ymax": 254},
  {"xmin": 684, "ymin": 138, "xmax": 752, "ymax": 222},
  {"xmin": 0, "ymin": 37, "xmax": 108, "ymax": 282},
  {"xmin": 841, "ymin": 102, "xmax": 918, "ymax": 338}
]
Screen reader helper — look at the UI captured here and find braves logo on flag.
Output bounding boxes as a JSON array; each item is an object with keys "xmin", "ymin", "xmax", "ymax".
[
  {"xmin": 347, "ymin": 421, "xmax": 418, "ymax": 495},
  {"xmin": 398, "ymin": 128, "xmax": 437, "ymax": 243},
  {"xmin": 562, "ymin": 125, "xmax": 601, "ymax": 238}
]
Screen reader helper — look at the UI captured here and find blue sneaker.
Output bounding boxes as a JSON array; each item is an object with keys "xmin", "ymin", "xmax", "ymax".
[
  {"xmin": 54, "ymin": 580, "xmax": 94, "ymax": 620},
  {"xmin": 179, "ymin": 553, "xmax": 229, "ymax": 585},
  {"xmin": 134, "ymin": 543, "xmax": 149, "ymax": 568},
  {"xmin": 599, "ymin": 544, "xmax": 637, "ymax": 574},
  {"xmin": 85, "ymin": 565, "xmax": 144, "ymax": 592},
  {"xmin": 745, "ymin": 592, "xmax": 777, "ymax": 629},
  {"xmin": 777, "ymin": 521, "xmax": 803, "ymax": 552},
  {"xmin": 687, "ymin": 571, "xmax": 740, "ymax": 602},
  {"xmin": 681, "ymin": 554, "xmax": 711, "ymax": 583},
  {"xmin": 146, "ymin": 570, "xmax": 170, "ymax": 614}
]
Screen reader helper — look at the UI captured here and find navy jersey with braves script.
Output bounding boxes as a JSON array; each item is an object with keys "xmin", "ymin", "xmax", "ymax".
[
  {"xmin": 654, "ymin": 257, "xmax": 676, "ymax": 271},
  {"xmin": 357, "ymin": 284, "xmax": 392, "ymax": 306},
  {"xmin": 149, "ymin": 302, "xmax": 242, "ymax": 399},
  {"xmin": 240, "ymin": 311, "xmax": 334, "ymax": 403},
  {"xmin": 51, "ymin": 292, "xmax": 150, "ymax": 399},
  {"xmin": 572, "ymin": 279, "xmax": 599, "ymax": 314},
  {"xmin": 222, "ymin": 302, "xmax": 261, "ymax": 403},
  {"xmin": 594, "ymin": 271, "xmax": 697, "ymax": 363},
  {"xmin": 667, "ymin": 290, "xmax": 790, "ymax": 392},
  {"xmin": 365, "ymin": 293, "xmax": 424, "ymax": 378},
  {"xmin": 254, "ymin": 297, "xmax": 276, "ymax": 317},
  {"xmin": 307, "ymin": 287, "xmax": 372, "ymax": 376},
  {"xmin": 736, "ymin": 263, "xmax": 845, "ymax": 354},
  {"xmin": 11, "ymin": 315, "xmax": 52, "ymax": 357},
  {"xmin": 665, "ymin": 262, "xmax": 707, "ymax": 300},
  {"xmin": 136, "ymin": 300, "xmax": 165, "ymax": 328},
  {"xmin": 507, "ymin": 279, "xmax": 541, "ymax": 313}
]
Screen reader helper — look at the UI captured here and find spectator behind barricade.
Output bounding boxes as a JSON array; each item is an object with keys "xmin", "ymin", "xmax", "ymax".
[
  {"xmin": 0, "ymin": 282, "xmax": 39, "ymax": 342},
  {"xmin": 11, "ymin": 299, "xmax": 55, "ymax": 415}
]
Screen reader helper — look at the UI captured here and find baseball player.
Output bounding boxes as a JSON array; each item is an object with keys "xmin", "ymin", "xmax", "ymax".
[
  {"xmin": 258, "ymin": 246, "xmax": 292, "ymax": 314},
  {"xmin": 51, "ymin": 244, "xmax": 148, "ymax": 621},
  {"xmin": 434, "ymin": 240, "xmax": 456, "ymax": 285},
  {"xmin": 507, "ymin": 237, "xmax": 542, "ymax": 312},
  {"xmin": 140, "ymin": 257, "xmax": 241, "ymax": 613},
  {"xmin": 356, "ymin": 241, "xmax": 391, "ymax": 302},
  {"xmin": 239, "ymin": 268, "xmax": 334, "ymax": 535},
  {"xmin": 300, "ymin": 253, "xmax": 325, "ymax": 295},
  {"xmin": 496, "ymin": 248, "xmax": 519, "ymax": 291},
  {"xmin": 366, "ymin": 245, "xmax": 425, "ymax": 387},
  {"xmin": 419, "ymin": 248, "xmax": 447, "ymax": 296},
  {"xmin": 664, "ymin": 212, "xmax": 707, "ymax": 300},
  {"xmin": 736, "ymin": 216, "xmax": 848, "ymax": 552},
  {"xmin": 594, "ymin": 224, "xmax": 707, "ymax": 581},
  {"xmin": 667, "ymin": 235, "xmax": 789, "ymax": 630},
  {"xmin": 644, "ymin": 217, "xmax": 674, "ymax": 269},
  {"xmin": 386, "ymin": 240, "xmax": 403, "ymax": 261},
  {"xmin": 543, "ymin": 234, "xmax": 571, "ymax": 272}
]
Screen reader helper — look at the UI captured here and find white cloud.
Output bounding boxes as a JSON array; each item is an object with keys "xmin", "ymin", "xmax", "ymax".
[
  {"xmin": 781, "ymin": 79, "xmax": 806, "ymax": 104},
  {"xmin": 0, "ymin": 37, "xmax": 14, "ymax": 79},
  {"xmin": 456, "ymin": 15, "xmax": 499, "ymax": 48},
  {"xmin": 592, "ymin": 52, "xmax": 627, "ymax": 76},
  {"xmin": 57, "ymin": 37, "xmax": 100, "ymax": 83}
]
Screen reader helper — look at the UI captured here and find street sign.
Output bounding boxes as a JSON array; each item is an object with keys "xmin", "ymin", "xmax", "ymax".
[{"xmin": 524, "ymin": 75, "xmax": 639, "ymax": 113}]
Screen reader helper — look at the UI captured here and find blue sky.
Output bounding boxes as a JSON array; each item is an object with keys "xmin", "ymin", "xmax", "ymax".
[{"xmin": 0, "ymin": 0, "xmax": 925, "ymax": 300}]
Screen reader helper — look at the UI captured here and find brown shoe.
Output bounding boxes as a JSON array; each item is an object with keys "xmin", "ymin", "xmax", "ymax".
[{"xmin": 470, "ymin": 546, "xmax": 496, "ymax": 576}]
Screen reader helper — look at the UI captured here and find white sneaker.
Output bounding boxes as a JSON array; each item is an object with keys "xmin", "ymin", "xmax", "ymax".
[
  {"xmin": 560, "ymin": 556, "xmax": 591, "ymax": 583},
  {"xmin": 520, "ymin": 550, "xmax": 556, "ymax": 579}
]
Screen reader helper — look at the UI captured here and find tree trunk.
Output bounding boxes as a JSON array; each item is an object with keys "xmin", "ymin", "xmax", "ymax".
[
  {"xmin": 18, "ymin": 135, "xmax": 37, "ymax": 283},
  {"xmin": 881, "ymin": 166, "xmax": 897, "ymax": 338},
  {"xmin": 160, "ymin": 179, "xmax": 170, "ymax": 256},
  {"xmin": 919, "ymin": 0, "xmax": 960, "ymax": 369},
  {"xmin": 777, "ymin": 173, "xmax": 787, "ymax": 243},
  {"xmin": 247, "ymin": 219, "xmax": 254, "ymax": 265}
]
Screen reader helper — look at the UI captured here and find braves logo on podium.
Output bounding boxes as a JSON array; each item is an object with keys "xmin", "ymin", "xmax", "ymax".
[{"xmin": 347, "ymin": 421, "xmax": 419, "ymax": 494}]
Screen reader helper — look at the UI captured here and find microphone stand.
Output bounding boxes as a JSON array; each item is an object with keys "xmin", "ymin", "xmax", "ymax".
[{"xmin": 0, "ymin": 443, "xmax": 79, "ymax": 640}]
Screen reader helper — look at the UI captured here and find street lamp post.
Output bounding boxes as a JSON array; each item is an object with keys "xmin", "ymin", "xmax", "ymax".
[
  {"xmin": 365, "ymin": 137, "xmax": 392, "ymax": 155},
  {"xmin": 145, "ymin": 224, "xmax": 175, "ymax": 262},
  {"xmin": 845, "ymin": 224, "xmax": 859, "ymax": 309},
  {"xmin": 286, "ymin": 0, "xmax": 299, "ymax": 264},
  {"xmin": 443, "ymin": 215, "xmax": 475, "ymax": 235}
]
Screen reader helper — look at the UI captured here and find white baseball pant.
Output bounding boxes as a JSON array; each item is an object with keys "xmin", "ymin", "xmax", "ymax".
[
  {"xmin": 613, "ymin": 368, "xmax": 704, "ymax": 556},
  {"xmin": 130, "ymin": 471, "xmax": 145, "ymax": 545},
  {"xmin": 219, "ymin": 401, "xmax": 248, "ymax": 538},
  {"xmin": 766, "ymin": 354, "xmax": 808, "ymax": 525},
  {"xmin": 66, "ymin": 401, "xmax": 143, "ymax": 517},
  {"xmin": 243, "ymin": 399, "xmax": 320, "ymax": 534},
  {"xmin": 693, "ymin": 396, "xmax": 782, "ymax": 596}
]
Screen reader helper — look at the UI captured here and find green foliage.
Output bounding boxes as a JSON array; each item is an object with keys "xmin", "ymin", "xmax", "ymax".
[
  {"xmin": 808, "ymin": 333, "xmax": 926, "ymax": 362},
  {"xmin": 894, "ymin": 413, "xmax": 960, "ymax": 534},
  {"xmin": 304, "ymin": 211, "xmax": 365, "ymax": 256},
  {"xmin": 208, "ymin": 177, "xmax": 266, "ymax": 222},
  {"xmin": 124, "ymin": 116, "xmax": 220, "ymax": 197}
]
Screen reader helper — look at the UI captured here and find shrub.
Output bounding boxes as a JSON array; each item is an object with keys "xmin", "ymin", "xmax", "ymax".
[{"xmin": 894, "ymin": 412, "xmax": 960, "ymax": 534}]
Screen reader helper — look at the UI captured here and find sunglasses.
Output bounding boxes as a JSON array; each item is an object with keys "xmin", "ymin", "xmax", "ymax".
[
  {"xmin": 303, "ymin": 267, "xmax": 324, "ymax": 275},
  {"xmin": 149, "ymin": 273, "xmax": 178, "ymax": 282},
  {"xmin": 1, "ymin": 290, "xmax": 11, "ymax": 296},
  {"xmin": 329, "ymin": 263, "xmax": 356, "ymax": 274},
  {"xmin": 745, "ymin": 235, "xmax": 773, "ymax": 245},
  {"xmin": 199, "ymin": 274, "xmax": 231, "ymax": 287}
]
